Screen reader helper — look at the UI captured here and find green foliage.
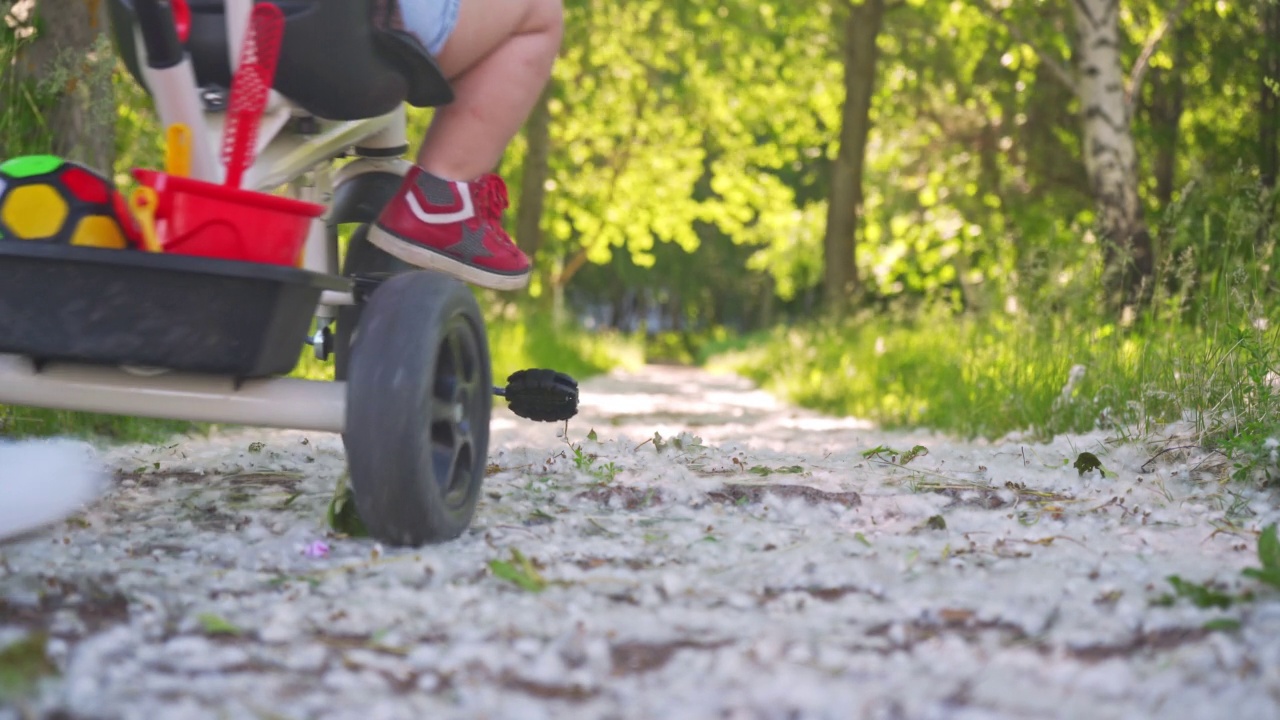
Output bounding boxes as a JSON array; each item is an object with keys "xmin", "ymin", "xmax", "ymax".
[
  {"xmin": 327, "ymin": 474, "xmax": 369, "ymax": 538},
  {"xmin": 712, "ymin": 171, "xmax": 1280, "ymax": 479},
  {"xmin": 0, "ymin": 633, "xmax": 57, "ymax": 703},
  {"xmin": 0, "ymin": 405, "xmax": 196, "ymax": 442},
  {"xmin": 1152, "ymin": 524, "xmax": 1280, "ymax": 615},
  {"xmin": 488, "ymin": 548, "xmax": 548, "ymax": 593},
  {"xmin": 1157, "ymin": 575, "xmax": 1241, "ymax": 609},
  {"xmin": 1202, "ymin": 618, "xmax": 1242, "ymax": 632},
  {"xmin": 862, "ymin": 444, "xmax": 929, "ymax": 465},
  {"xmin": 713, "ymin": 299, "xmax": 1278, "ymax": 457},
  {"xmin": 648, "ymin": 431, "xmax": 704, "ymax": 454},
  {"xmin": 195, "ymin": 613, "xmax": 243, "ymax": 637},
  {"xmin": 1156, "ymin": 168, "xmax": 1280, "ymax": 324},
  {"xmin": 568, "ymin": 441, "xmax": 620, "ymax": 484},
  {"xmin": 0, "ymin": 16, "xmax": 55, "ymax": 159},
  {"xmin": 485, "ymin": 303, "xmax": 643, "ymax": 382},
  {"xmin": 1242, "ymin": 524, "xmax": 1280, "ymax": 590},
  {"xmin": 747, "ymin": 464, "xmax": 804, "ymax": 476},
  {"xmin": 1072, "ymin": 452, "xmax": 1117, "ymax": 478},
  {"xmin": 112, "ymin": 59, "xmax": 166, "ymax": 186}
]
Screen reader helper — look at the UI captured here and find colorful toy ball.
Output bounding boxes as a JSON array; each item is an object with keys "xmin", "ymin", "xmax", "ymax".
[{"xmin": 0, "ymin": 155, "xmax": 137, "ymax": 249}]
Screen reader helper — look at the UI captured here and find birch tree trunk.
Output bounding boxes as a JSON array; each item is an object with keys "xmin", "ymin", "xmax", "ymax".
[
  {"xmin": 823, "ymin": 0, "xmax": 885, "ymax": 316},
  {"xmin": 1071, "ymin": 0, "xmax": 1154, "ymax": 307}
]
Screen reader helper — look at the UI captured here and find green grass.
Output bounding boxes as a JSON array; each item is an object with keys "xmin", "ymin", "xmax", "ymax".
[
  {"xmin": 709, "ymin": 291, "xmax": 1280, "ymax": 486},
  {"xmin": 0, "ymin": 405, "xmax": 198, "ymax": 444},
  {"xmin": 712, "ymin": 310, "xmax": 1277, "ymax": 443},
  {"xmin": 485, "ymin": 305, "xmax": 643, "ymax": 383}
]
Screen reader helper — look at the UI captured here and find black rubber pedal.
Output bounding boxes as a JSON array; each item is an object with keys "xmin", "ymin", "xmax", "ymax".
[{"xmin": 502, "ymin": 369, "xmax": 579, "ymax": 422}]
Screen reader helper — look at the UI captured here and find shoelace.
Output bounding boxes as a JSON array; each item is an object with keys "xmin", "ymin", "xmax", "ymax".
[{"xmin": 475, "ymin": 174, "xmax": 510, "ymax": 222}]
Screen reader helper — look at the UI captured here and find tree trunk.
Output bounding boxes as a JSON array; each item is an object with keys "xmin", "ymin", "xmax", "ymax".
[
  {"xmin": 516, "ymin": 83, "xmax": 554, "ymax": 258},
  {"xmin": 1071, "ymin": 0, "xmax": 1154, "ymax": 308},
  {"xmin": 516, "ymin": 83, "xmax": 554, "ymax": 309},
  {"xmin": 11, "ymin": 0, "xmax": 117, "ymax": 172},
  {"xmin": 823, "ymin": 0, "xmax": 885, "ymax": 316},
  {"xmin": 1261, "ymin": 0, "xmax": 1280, "ymax": 189},
  {"xmin": 1148, "ymin": 23, "xmax": 1187, "ymax": 209}
]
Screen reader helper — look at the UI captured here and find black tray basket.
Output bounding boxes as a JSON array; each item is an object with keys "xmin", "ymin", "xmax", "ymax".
[{"xmin": 0, "ymin": 243, "xmax": 349, "ymax": 377}]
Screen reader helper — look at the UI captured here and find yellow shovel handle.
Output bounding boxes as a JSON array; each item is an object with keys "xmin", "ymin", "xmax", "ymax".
[
  {"xmin": 165, "ymin": 123, "xmax": 192, "ymax": 177},
  {"xmin": 129, "ymin": 187, "xmax": 164, "ymax": 253}
]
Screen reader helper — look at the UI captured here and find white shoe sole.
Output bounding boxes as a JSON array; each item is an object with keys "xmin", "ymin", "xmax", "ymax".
[{"xmin": 368, "ymin": 225, "xmax": 531, "ymax": 291}]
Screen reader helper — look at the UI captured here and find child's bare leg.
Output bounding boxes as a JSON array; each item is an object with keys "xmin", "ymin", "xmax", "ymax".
[
  {"xmin": 420, "ymin": 0, "xmax": 563, "ymax": 180},
  {"xmin": 368, "ymin": 0, "xmax": 562, "ymax": 290}
]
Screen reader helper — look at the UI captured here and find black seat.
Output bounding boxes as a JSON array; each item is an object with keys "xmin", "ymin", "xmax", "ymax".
[{"xmin": 108, "ymin": 0, "xmax": 453, "ymax": 121}]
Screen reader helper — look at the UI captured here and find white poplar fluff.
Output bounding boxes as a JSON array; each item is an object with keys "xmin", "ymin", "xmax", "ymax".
[{"xmin": 0, "ymin": 439, "xmax": 105, "ymax": 541}]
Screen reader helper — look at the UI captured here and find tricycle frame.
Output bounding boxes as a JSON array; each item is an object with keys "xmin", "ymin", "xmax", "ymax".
[{"xmin": 0, "ymin": 0, "xmax": 416, "ymax": 434}]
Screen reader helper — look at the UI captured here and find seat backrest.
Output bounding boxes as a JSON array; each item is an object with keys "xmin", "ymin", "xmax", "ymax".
[{"xmin": 108, "ymin": 0, "xmax": 452, "ymax": 121}]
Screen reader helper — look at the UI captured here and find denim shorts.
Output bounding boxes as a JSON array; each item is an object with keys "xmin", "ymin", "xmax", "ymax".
[{"xmin": 400, "ymin": 0, "xmax": 461, "ymax": 57}]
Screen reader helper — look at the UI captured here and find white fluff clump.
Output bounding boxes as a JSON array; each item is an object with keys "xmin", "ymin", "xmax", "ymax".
[{"xmin": 0, "ymin": 439, "xmax": 106, "ymax": 541}]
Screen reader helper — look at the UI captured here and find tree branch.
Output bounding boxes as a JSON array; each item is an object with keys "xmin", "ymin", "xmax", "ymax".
[
  {"xmin": 971, "ymin": 0, "xmax": 1078, "ymax": 96},
  {"xmin": 1126, "ymin": 0, "xmax": 1192, "ymax": 117}
]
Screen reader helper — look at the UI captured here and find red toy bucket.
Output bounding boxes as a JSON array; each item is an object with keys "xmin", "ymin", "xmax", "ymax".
[{"xmin": 132, "ymin": 169, "xmax": 324, "ymax": 265}]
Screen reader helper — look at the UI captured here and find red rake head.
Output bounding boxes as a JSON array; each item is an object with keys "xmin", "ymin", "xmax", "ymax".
[{"xmin": 222, "ymin": 3, "xmax": 285, "ymax": 187}]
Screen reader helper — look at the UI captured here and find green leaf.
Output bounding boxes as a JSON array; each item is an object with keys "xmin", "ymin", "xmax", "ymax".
[
  {"xmin": 861, "ymin": 445, "xmax": 927, "ymax": 466},
  {"xmin": 854, "ymin": 532, "xmax": 872, "ymax": 547},
  {"xmin": 1256, "ymin": 524, "xmax": 1280, "ymax": 571},
  {"xmin": 489, "ymin": 549, "xmax": 547, "ymax": 593},
  {"xmin": 750, "ymin": 464, "xmax": 804, "ymax": 476},
  {"xmin": 1073, "ymin": 452, "xmax": 1103, "ymax": 476},
  {"xmin": 587, "ymin": 429, "xmax": 598, "ymax": 441},
  {"xmin": 196, "ymin": 613, "xmax": 241, "ymax": 636},
  {"xmin": 860, "ymin": 444, "xmax": 894, "ymax": 459},
  {"xmin": 899, "ymin": 445, "xmax": 929, "ymax": 465},
  {"xmin": 1241, "ymin": 524, "xmax": 1280, "ymax": 590},
  {"xmin": 0, "ymin": 633, "xmax": 57, "ymax": 703},
  {"xmin": 1242, "ymin": 567, "xmax": 1280, "ymax": 590},
  {"xmin": 925, "ymin": 515, "xmax": 947, "ymax": 530},
  {"xmin": 1165, "ymin": 575, "xmax": 1236, "ymax": 609},
  {"xmin": 527, "ymin": 508, "xmax": 556, "ymax": 525},
  {"xmin": 1203, "ymin": 618, "xmax": 1242, "ymax": 632},
  {"xmin": 327, "ymin": 474, "xmax": 368, "ymax": 538}
]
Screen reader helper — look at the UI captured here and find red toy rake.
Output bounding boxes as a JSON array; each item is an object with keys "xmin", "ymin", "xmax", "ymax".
[{"xmin": 221, "ymin": 2, "xmax": 285, "ymax": 188}]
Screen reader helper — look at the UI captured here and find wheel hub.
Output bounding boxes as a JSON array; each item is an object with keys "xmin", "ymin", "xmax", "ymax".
[{"xmin": 452, "ymin": 387, "xmax": 469, "ymax": 427}]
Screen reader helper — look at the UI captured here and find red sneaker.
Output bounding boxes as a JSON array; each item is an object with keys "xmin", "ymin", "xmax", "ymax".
[{"xmin": 369, "ymin": 167, "xmax": 531, "ymax": 290}]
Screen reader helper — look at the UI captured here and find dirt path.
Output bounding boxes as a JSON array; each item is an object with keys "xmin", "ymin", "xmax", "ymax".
[{"xmin": 3, "ymin": 365, "xmax": 1279, "ymax": 719}]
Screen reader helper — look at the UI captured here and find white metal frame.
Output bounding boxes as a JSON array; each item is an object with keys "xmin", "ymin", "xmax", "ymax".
[{"xmin": 0, "ymin": 6, "xmax": 414, "ymax": 433}]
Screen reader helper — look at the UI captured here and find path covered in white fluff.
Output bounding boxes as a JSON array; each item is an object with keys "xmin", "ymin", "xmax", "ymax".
[{"xmin": 3, "ymin": 365, "xmax": 1279, "ymax": 719}]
